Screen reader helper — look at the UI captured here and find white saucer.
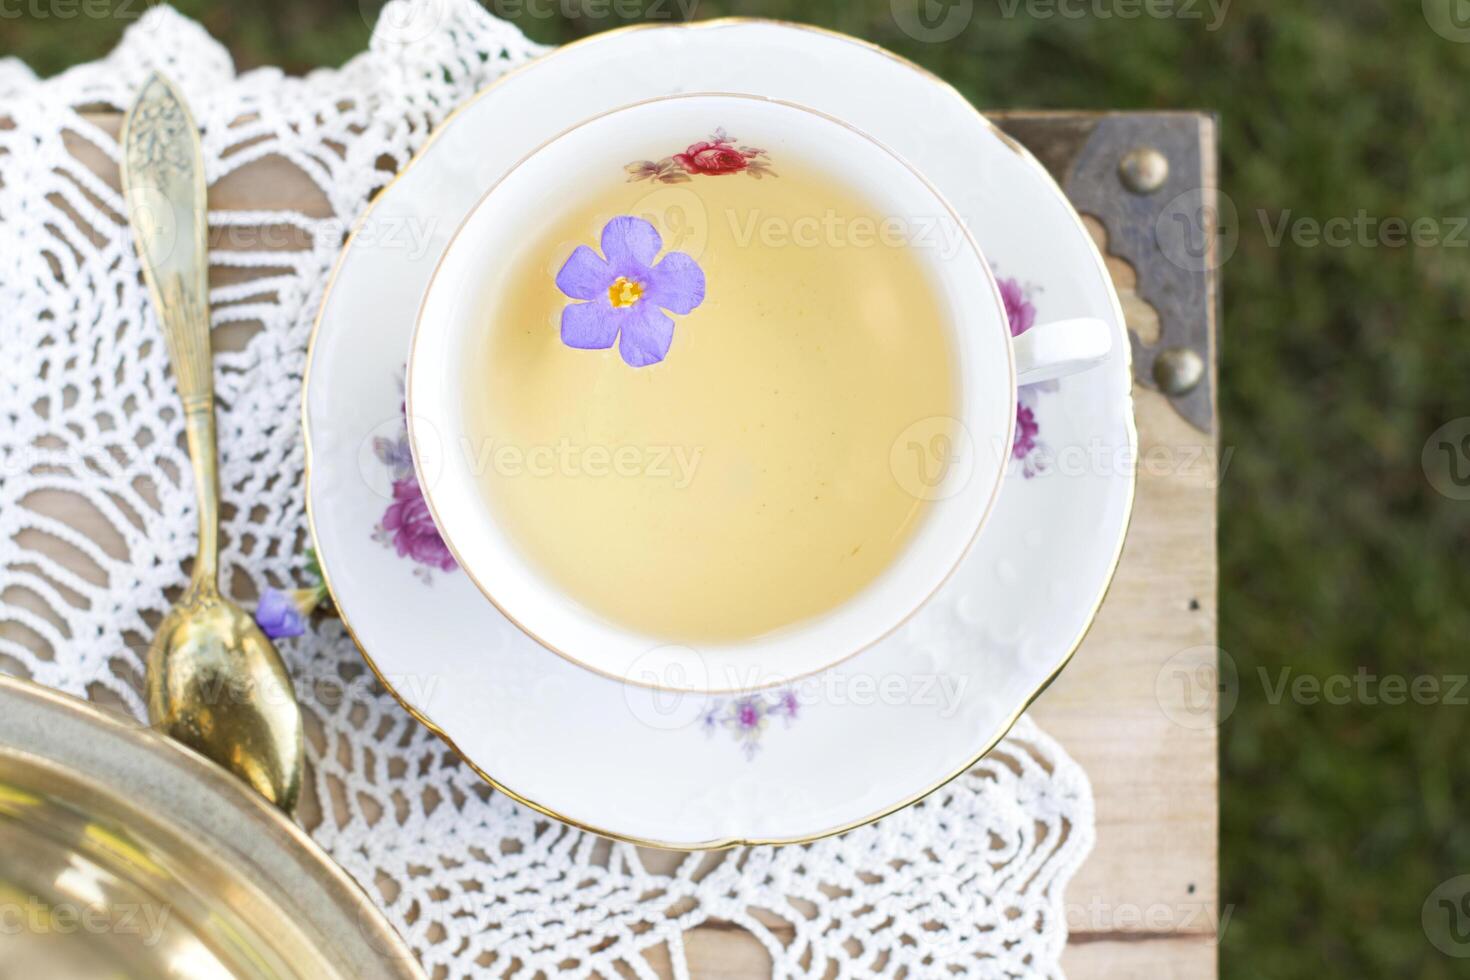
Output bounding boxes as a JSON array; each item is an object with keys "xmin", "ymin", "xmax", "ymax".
[{"xmin": 305, "ymin": 19, "xmax": 1135, "ymax": 849}]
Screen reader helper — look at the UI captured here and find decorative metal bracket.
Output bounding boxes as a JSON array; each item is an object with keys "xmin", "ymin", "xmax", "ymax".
[{"xmin": 994, "ymin": 112, "xmax": 1219, "ymax": 434}]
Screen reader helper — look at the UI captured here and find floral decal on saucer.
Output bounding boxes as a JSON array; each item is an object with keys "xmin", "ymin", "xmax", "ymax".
[
  {"xmin": 625, "ymin": 128, "xmax": 774, "ymax": 183},
  {"xmin": 1001, "ymin": 275, "xmax": 1055, "ymax": 479},
  {"xmin": 556, "ymin": 215, "xmax": 706, "ymax": 367},
  {"xmin": 371, "ymin": 377, "xmax": 457, "ymax": 582},
  {"xmin": 702, "ymin": 689, "xmax": 800, "ymax": 760}
]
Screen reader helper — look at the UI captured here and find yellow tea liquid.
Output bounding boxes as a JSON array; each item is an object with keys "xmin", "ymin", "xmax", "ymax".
[{"xmin": 466, "ymin": 161, "xmax": 958, "ymax": 643}]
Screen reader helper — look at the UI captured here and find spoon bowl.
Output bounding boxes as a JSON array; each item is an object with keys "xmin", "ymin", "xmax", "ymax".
[{"xmin": 148, "ymin": 584, "xmax": 304, "ymax": 811}]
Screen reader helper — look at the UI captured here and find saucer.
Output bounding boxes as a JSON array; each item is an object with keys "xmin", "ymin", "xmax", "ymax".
[{"xmin": 305, "ymin": 19, "xmax": 1135, "ymax": 848}]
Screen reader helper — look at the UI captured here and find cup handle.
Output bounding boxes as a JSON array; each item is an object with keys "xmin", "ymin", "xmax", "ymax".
[{"xmin": 1012, "ymin": 317, "xmax": 1113, "ymax": 386}]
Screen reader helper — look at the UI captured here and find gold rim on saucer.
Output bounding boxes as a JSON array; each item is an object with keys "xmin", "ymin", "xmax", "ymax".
[{"xmin": 302, "ymin": 18, "xmax": 1137, "ymax": 851}]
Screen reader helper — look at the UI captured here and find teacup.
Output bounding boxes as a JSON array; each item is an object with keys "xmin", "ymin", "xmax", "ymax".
[{"xmin": 408, "ymin": 93, "xmax": 1109, "ymax": 693}]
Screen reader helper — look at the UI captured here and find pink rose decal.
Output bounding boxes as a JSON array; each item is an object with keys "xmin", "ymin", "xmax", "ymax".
[
  {"xmin": 1000, "ymin": 276, "xmax": 1037, "ymax": 337},
  {"xmin": 1013, "ymin": 404, "xmax": 1041, "ymax": 462},
  {"xmin": 381, "ymin": 477, "xmax": 456, "ymax": 572},
  {"xmin": 370, "ymin": 375, "xmax": 458, "ymax": 584},
  {"xmin": 626, "ymin": 127, "xmax": 774, "ymax": 184},
  {"xmin": 998, "ymin": 276, "xmax": 1052, "ymax": 479},
  {"xmin": 675, "ymin": 140, "xmax": 753, "ymax": 175}
]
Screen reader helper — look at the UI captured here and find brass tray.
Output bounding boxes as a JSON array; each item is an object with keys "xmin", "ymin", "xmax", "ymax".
[{"xmin": 0, "ymin": 677, "xmax": 423, "ymax": 979}]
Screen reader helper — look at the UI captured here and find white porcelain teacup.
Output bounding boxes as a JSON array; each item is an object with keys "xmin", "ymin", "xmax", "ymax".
[{"xmin": 408, "ymin": 94, "xmax": 1109, "ymax": 693}]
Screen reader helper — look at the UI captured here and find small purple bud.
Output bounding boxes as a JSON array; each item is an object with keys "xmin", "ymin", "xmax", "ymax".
[{"xmin": 255, "ymin": 587, "xmax": 306, "ymax": 640}]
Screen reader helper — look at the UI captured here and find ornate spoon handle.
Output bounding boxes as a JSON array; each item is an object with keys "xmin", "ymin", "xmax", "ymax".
[{"xmin": 120, "ymin": 73, "xmax": 219, "ymax": 590}]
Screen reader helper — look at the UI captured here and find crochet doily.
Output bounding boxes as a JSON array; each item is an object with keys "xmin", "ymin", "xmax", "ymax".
[{"xmin": 0, "ymin": 5, "xmax": 1095, "ymax": 976}]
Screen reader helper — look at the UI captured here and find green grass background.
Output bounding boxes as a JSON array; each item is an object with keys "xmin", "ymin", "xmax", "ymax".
[{"xmin": 8, "ymin": 1, "xmax": 1470, "ymax": 976}]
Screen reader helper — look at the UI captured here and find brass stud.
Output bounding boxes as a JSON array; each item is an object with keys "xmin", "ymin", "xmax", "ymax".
[
  {"xmin": 1119, "ymin": 146, "xmax": 1169, "ymax": 194},
  {"xmin": 1153, "ymin": 346, "xmax": 1204, "ymax": 396}
]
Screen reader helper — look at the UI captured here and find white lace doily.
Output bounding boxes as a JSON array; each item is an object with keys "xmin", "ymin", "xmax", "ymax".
[{"xmin": 0, "ymin": 5, "xmax": 1094, "ymax": 976}]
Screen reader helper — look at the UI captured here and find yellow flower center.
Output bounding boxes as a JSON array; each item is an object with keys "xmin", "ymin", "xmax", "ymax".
[{"xmin": 608, "ymin": 276, "xmax": 644, "ymax": 309}]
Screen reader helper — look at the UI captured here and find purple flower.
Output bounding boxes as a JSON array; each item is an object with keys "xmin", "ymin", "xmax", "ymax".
[
  {"xmin": 998, "ymin": 277, "xmax": 1036, "ymax": 337},
  {"xmin": 255, "ymin": 588, "xmax": 306, "ymax": 640},
  {"xmin": 555, "ymin": 216, "xmax": 706, "ymax": 367},
  {"xmin": 381, "ymin": 477, "xmax": 457, "ymax": 572},
  {"xmin": 700, "ymin": 689, "xmax": 804, "ymax": 760},
  {"xmin": 736, "ymin": 698, "xmax": 761, "ymax": 730}
]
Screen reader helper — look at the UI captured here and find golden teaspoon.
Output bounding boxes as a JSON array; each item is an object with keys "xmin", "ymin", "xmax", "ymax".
[{"xmin": 121, "ymin": 73, "xmax": 304, "ymax": 812}]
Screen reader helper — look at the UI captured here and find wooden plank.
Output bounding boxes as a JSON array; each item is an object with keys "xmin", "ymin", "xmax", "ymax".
[
  {"xmin": 1062, "ymin": 935, "xmax": 1219, "ymax": 978},
  {"xmin": 1029, "ymin": 383, "xmax": 1219, "ymax": 932}
]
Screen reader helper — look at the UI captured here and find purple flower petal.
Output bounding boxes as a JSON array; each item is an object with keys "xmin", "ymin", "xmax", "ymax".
[
  {"xmin": 617, "ymin": 303, "xmax": 675, "ymax": 367},
  {"xmin": 600, "ymin": 215, "xmax": 661, "ymax": 271},
  {"xmin": 255, "ymin": 587, "xmax": 306, "ymax": 640},
  {"xmin": 645, "ymin": 251, "xmax": 706, "ymax": 315},
  {"xmin": 555, "ymin": 245, "xmax": 611, "ymax": 300},
  {"xmin": 561, "ymin": 300, "xmax": 620, "ymax": 350},
  {"xmin": 554, "ymin": 217, "xmax": 707, "ymax": 366}
]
